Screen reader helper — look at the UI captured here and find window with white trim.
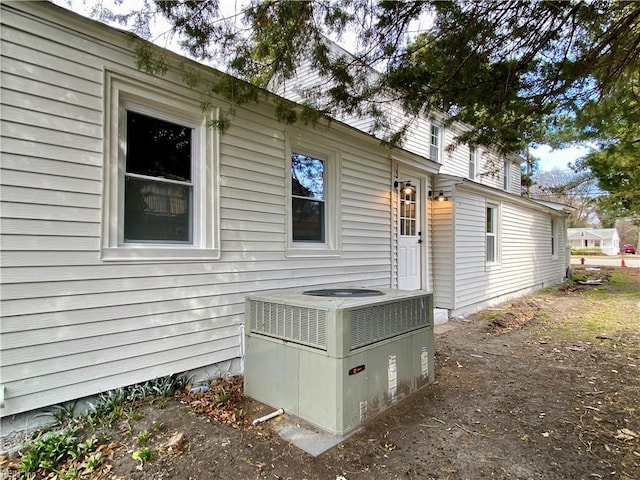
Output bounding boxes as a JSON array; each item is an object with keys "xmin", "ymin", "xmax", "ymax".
[
  {"xmin": 486, "ymin": 204, "xmax": 498, "ymax": 263},
  {"xmin": 430, "ymin": 123, "xmax": 442, "ymax": 163},
  {"xmin": 286, "ymin": 139, "xmax": 340, "ymax": 256},
  {"xmin": 469, "ymin": 147, "xmax": 477, "ymax": 179},
  {"xmin": 291, "ymin": 153, "xmax": 325, "ymax": 243},
  {"xmin": 124, "ymin": 111, "xmax": 193, "ymax": 243},
  {"xmin": 503, "ymin": 160, "xmax": 511, "ymax": 191},
  {"xmin": 102, "ymin": 72, "xmax": 219, "ymax": 261},
  {"xmin": 551, "ymin": 219, "xmax": 557, "ymax": 256}
]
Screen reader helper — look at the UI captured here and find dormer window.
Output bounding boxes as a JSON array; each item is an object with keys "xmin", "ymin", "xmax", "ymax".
[
  {"xmin": 430, "ymin": 123, "xmax": 442, "ymax": 163},
  {"xmin": 469, "ymin": 147, "xmax": 477, "ymax": 179},
  {"xmin": 503, "ymin": 160, "xmax": 511, "ymax": 190}
]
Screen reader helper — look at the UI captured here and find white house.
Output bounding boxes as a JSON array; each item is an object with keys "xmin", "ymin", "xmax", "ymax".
[
  {"xmin": 567, "ymin": 228, "xmax": 620, "ymax": 255},
  {"xmin": 0, "ymin": 1, "xmax": 571, "ymax": 420}
]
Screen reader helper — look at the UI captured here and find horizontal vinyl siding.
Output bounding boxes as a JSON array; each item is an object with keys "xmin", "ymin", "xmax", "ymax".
[
  {"xmin": 431, "ymin": 198, "xmax": 455, "ymax": 309},
  {"xmin": 0, "ymin": 3, "xmax": 393, "ymax": 417},
  {"xmin": 508, "ymin": 160, "xmax": 522, "ymax": 195},
  {"xmin": 438, "ymin": 129, "xmax": 465, "ymax": 175},
  {"xmin": 453, "ymin": 191, "xmax": 486, "ymax": 307},
  {"xmin": 476, "ymin": 151, "xmax": 504, "ymax": 190},
  {"xmin": 453, "ymin": 188, "xmax": 566, "ymax": 313}
]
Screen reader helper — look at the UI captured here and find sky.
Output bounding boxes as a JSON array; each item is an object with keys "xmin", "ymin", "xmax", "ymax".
[
  {"xmin": 53, "ymin": 0, "xmax": 589, "ymax": 172},
  {"xmin": 530, "ymin": 144, "xmax": 591, "ymax": 172}
]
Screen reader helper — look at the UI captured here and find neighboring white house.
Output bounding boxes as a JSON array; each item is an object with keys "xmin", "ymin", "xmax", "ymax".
[
  {"xmin": 0, "ymin": 1, "xmax": 571, "ymax": 419},
  {"xmin": 567, "ymin": 228, "xmax": 620, "ymax": 255}
]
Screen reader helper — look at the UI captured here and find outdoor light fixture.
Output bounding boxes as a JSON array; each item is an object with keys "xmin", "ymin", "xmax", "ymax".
[
  {"xmin": 428, "ymin": 190, "xmax": 448, "ymax": 202},
  {"xmin": 394, "ymin": 180, "xmax": 415, "ymax": 195}
]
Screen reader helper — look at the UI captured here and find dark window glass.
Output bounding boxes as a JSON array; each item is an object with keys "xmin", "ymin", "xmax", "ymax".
[
  {"xmin": 124, "ymin": 110, "xmax": 192, "ymax": 243},
  {"xmin": 126, "ymin": 111, "xmax": 191, "ymax": 181},
  {"xmin": 292, "ymin": 198, "xmax": 325, "ymax": 242}
]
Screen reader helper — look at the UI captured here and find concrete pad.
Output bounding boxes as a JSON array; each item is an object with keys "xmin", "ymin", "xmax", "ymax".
[
  {"xmin": 272, "ymin": 414, "xmax": 359, "ymax": 457},
  {"xmin": 434, "ymin": 308, "xmax": 449, "ymax": 325}
]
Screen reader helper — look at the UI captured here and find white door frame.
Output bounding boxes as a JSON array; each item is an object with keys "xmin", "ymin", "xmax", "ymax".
[{"xmin": 396, "ymin": 172, "xmax": 425, "ymax": 290}]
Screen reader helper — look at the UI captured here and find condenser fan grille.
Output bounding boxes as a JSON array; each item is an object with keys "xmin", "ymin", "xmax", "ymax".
[
  {"xmin": 350, "ymin": 297, "xmax": 428, "ymax": 350},
  {"xmin": 248, "ymin": 300, "xmax": 327, "ymax": 350}
]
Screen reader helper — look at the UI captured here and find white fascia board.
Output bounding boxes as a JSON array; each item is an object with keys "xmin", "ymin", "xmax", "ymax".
[{"xmin": 437, "ymin": 174, "xmax": 573, "ymax": 216}]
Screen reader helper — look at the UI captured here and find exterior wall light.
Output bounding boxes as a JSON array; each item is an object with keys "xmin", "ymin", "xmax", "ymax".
[
  {"xmin": 428, "ymin": 190, "xmax": 448, "ymax": 202},
  {"xmin": 394, "ymin": 180, "xmax": 415, "ymax": 195}
]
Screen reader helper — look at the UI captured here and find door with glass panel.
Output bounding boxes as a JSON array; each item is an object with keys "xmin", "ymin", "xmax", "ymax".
[{"xmin": 397, "ymin": 177, "xmax": 421, "ymax": 290}]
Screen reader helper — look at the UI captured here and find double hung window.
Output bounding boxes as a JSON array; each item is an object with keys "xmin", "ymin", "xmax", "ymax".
[
  {"xmin": 486, "ymin": 204, "xmax": 498, "ymax": 264},
  {"xmin": 286, "ymin": 138, "xmax": 340, "ymax": 256},
  {"xmin": 469, "ymin": 147, "xmax": 477, "ymax": 179},
  {"xmin": 503, "ymin": 160, "xmax": 511, "ymax": 191},
  {"xmin": 430, "ymin": 124, "xmax": 442, "ymax": 163},
  {"xmin": 124, "ymin": 111, "xmax": 193, "ymax": 244},
  {"xmin": 291, "ymin": 153, "xmax": 325, "ymax": 243},
  {"xmin": 102, "ymin": 72, "xmax": 219, "ymax": 261}
]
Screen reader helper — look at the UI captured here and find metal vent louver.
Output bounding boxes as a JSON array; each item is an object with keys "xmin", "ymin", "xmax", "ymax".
[
  {"xmin": 350, "ymin": 297, "xmax": 428, "ymax": 350},
  {"xmin": 248, "ymin": 300, "xmax": 327, "ymax": 350}
]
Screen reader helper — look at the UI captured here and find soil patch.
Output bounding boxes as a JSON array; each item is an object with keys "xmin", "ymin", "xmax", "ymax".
[{"xmin": 4, "ymin": 267, "xmax": 639, "ymax": 480}]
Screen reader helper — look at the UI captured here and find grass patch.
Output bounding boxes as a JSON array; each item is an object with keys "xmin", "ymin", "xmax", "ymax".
[
  {"xmin": 478, "ymin": 312, "xmax": 502, "ymax": 322},
  {"xmin": 541, "ymin": 269, "xmax": 640, "ymax": 343}
]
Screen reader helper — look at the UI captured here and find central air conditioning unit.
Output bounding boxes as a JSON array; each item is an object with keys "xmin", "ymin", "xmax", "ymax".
[{"xmin": 244, "ymin": 288, "xmax": 434, "ymax": 436}]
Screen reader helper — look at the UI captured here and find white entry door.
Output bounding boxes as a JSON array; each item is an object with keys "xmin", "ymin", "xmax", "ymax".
[{"xmin": 398, "ymin": 178, "xmax": 421, "ymax": 290}]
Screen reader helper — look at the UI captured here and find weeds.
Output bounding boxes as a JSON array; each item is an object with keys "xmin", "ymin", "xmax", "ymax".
[
  {"xmin": 81, "ymin": 452, "xmax": 104, "ymax": 472},
  {"xmin": 152, "ymin": 420, "xmax": 165, "ymax": 431},
  {"xmin": 88, "ymin": 388, "xmax": 125, "ymax": 428},
  {"xmin": 37, "ymin": 401, "xmax": 77, "ymax": 426},
  {"xmin": 11, "ymin": 374, "xmax": 188, "ymax": 479},
  {"xmin": 136, "ymin": 430, "xmax": 151, "ymax": 445},
  {"xmin": 132, "ymin": 446, "xmax": 153, "ymax": 463},
  {"xmin": 18, "ymin": 427, "xmax": 79, "ymax": 474},
  {"xmin": 212, "ymin": 386, "xmax": 230, "ymax": 404},
  {"xmin": 60, "ymin": 465, "xmax": 79, "ymax": 480}
]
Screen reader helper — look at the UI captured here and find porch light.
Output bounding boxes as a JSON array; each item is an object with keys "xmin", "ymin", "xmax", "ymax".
[
  {"xmin": 429, "ymin": 190, "xmax": 448, "ymax": 202},
  {"xmin": 394, "ymin": 180, "xmax": 415, "ymax": 195}
]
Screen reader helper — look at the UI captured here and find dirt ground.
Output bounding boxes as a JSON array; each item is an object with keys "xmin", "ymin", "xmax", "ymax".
[{"xmin": 5, "ymin": 266, "xmax": 640, "ymax": 480}]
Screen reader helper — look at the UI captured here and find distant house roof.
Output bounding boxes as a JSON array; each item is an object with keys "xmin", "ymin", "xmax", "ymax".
[{"xmin": 567, "ymin": 228, "xmax": 618, "ymax": 240}]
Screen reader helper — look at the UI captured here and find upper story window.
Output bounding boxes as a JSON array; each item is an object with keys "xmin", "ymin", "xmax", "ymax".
[
  {"xmin": 102, "ymin": 72, "xmax": 219, "ymax": 261},
  {"xmin": 430, "ymin": 124, "xmax": 442, "ymax": 163},
  {"xmin": 469, "ymin": 147, "xmax": 477, "ymax": 179},
  {"xmin": 286, "ymin": 137, "xmax": 340, "ymax": 257},
  {"xmin": 503, "ymin": 160, "xmax": 511, "ymax": 190}
]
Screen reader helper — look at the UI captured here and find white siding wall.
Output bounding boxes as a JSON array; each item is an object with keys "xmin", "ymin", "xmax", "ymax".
[
  {"xmin": 0, "ymin": 3, "xmax": 393, "ymax": 417},
  {"xmin": 452, "ymin": 188, "xmax": 567, "ymax": 315},
  {"xmin": 431, "ymin": 134, "xmax": 522, "ymax": 195},
  {"xmin": 438, "ymin": 128, "xmax": 466, "ymax": 176},
  {"xmin": 508, "ymin": 158, "xmax": 522, "ymax": 195},
  {"xmin": 451, "ymin": 190, "xmax": 486, "ymax": 308},
  {"xmin": 430, "ymin": 192, "xmax": 455, "ymax": 309}
]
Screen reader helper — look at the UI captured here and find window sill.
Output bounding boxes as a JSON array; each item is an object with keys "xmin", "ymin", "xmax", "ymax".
[{"xmin": 102, "ymin": 246, "xmax": 221, "ymax": 262}]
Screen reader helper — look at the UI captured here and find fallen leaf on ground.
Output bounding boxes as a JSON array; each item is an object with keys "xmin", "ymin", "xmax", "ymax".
[
  {"xmin": 614, "ymin": 429, "xmax": 638, "ymax": 441},
  {"xmin": 161, "ymin": 432, "xmax": 186, "ymax": 453}
]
